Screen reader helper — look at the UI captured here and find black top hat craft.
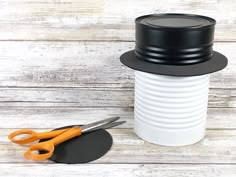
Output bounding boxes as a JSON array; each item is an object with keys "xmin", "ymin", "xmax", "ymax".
[{"xmin": 120, "ymin": 14, "xmax": 228, "ymax": 76}]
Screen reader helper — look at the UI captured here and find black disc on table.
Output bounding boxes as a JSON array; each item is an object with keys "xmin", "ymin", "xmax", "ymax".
[{"xmin": 39, "ymin": 125, "xmax": 113, "ymax": 164}]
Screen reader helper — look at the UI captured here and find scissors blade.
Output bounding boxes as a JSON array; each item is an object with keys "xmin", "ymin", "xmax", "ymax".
[
  {"xmin": 100, "ymin": 121, "xmax": 126, "ymax": 130},
  {"xmin": 83, "ymin": 121, "xmax": 126, "ymax": 133},
  {"xmin": 79, "ymin": 117, "xmax": 120, "ymax": 133}
]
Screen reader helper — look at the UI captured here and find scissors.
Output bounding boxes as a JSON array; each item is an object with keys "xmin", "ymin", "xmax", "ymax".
[{"xmin": 8, "ymin": 117, "xmax": 125, "ymax": 161}]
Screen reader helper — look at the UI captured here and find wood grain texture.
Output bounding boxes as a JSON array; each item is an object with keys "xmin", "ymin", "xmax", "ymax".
[
  {"xmin": 0, "ymin": 0, "xmax": 235, "ymax": 41},
  {"xmin": 0, "ymin": 41, "xmax": 234, "ymax": 88},
  {"xmin": 2, "ymin": 129, "xmax": 236, "ymax": 163},
  {"xmin": 0, "ymin": 164, "xmax": 236, "ymax": 177},
  {"xmin": 0, "ymin": 107, "xmax": 235, "ymax": 129},
  {"xmin": 0, "ymin": 87, "xmax": 234, "ymax": 107},
  {"xmin": 0, "ymin": 0, "xmax": 235, "ymax": 176}
]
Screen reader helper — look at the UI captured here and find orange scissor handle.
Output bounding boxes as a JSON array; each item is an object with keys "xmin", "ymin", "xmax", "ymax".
[
  {"xmin": 8, "ymin": 128, "xmax": 69, "ymax": 145},
  {"xmin": 24, "ymin": 141, "xmax": 55, "ymax": 161},
  {"xmin": 24, "ymin": 127, "xmax": 82, "ymax": 161}
]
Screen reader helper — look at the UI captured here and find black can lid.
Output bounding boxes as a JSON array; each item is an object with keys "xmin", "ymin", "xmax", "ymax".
[
  {"xmin": 135, "ymin": 14, "xmax": 216, "ymax": 65},
  {"xmin": 136, "ymin": 13, "xmax": 215, "ymax": 30},
  {"xmin": 120, "ymin": 14, "xmax": 228, "ymax": 76}
]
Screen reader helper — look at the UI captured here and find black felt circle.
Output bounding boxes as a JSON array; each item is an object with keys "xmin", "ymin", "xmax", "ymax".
[
  {"xmin": 39, "ymin": 125, "xmax": 113, "ymax": 164},
  {"xmin": 120, "ymin": 50, "xmax": 228, "ymax": 76}
]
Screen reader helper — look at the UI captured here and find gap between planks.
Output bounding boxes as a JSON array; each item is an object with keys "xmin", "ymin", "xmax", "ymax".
[
  {"xmin": 0, "ymin": 41, "xmax": 234, "ymax": 88},
  {"xmin": 0, "ymin": 107, "xmax": 235, "ymax": 129},
  {"xmin": 0, "ymin": 88, "xmax": 233, "ymax": 107}
]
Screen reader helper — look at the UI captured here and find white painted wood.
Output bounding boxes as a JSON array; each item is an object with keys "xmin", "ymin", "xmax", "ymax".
[
  {"xmin": 0, "ymin": 87, "xmax": 133, "ymax": 107},
  {"xmin": 1, "ymin": 129, "xmax": 236, "ymax": 163},
  {"xmin": 0, "ymin": 41, "xmax": 234, "ymax": 88},
  {"xmin": 0, "ymin": 0, "xmax": 235, "ymax": 41},
  {"xmin": 0, "ymin": 164, "xmax": 235, "ymax": 177},
  {"xmin": 0, "ymin": 107, "xmax": 235, "ymax": 129},
  {"xmin": 0, "ymin": 0, "xmax": 235, "ymax": 175},
  {"xmin": 0, "ymin": 87, "xmax": 234, "ymax": 107}
]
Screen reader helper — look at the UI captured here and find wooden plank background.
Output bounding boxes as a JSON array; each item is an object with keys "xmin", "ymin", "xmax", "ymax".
[
  {"xmin": 0, "ymin": 0, "xmax": 235, "ymax": 176},
  {"xmin": 0, "ymin": 0, "xmax": 235, "ymax": 41}
]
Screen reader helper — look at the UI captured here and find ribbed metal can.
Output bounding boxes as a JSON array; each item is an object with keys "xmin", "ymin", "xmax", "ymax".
[
  {"xmin": 134, "ymin": 71, "xmax": 210, "ymax": 146},
  {"xmin": 120, "ymin": 14, "xmax": 227, "ymax": 146}
]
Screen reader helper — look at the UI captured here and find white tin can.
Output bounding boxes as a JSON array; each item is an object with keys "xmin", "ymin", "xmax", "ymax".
[{"xmin": 134, "ymin": 71, "xmax": 210, "ymax": 146}]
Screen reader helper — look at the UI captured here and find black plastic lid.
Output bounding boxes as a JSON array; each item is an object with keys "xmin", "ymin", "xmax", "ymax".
[{"xmin": 135, "ymin": 14, "xmax": 216, "ymax": 65}]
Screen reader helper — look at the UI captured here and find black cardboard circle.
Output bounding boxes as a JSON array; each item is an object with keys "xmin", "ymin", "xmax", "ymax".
[
  {"xmin": 120, "ymin": 50, "xmax": 228, "ymax": 76},
  {"xmin": 39, "ymin": 125, "xmax": 113, "ymax": 164}
]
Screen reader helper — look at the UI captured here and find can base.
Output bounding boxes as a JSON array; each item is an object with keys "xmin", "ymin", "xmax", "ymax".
[{"xmin": 134, "ymin": 118, "xmax": 206, "ymax": 146}]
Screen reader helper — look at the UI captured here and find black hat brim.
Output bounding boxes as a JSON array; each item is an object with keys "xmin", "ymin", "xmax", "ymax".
[{"xmin": 120, "ymin": 50, "xmax": 228, "ymax": 76}]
